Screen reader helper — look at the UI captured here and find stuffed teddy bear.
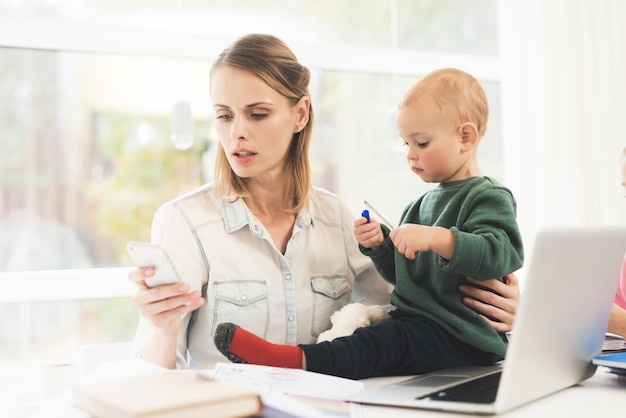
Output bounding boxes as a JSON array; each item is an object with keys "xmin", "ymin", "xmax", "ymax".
[{"xmin": 316, "ymin": 303, "xmax": 391, "ymax": 343}]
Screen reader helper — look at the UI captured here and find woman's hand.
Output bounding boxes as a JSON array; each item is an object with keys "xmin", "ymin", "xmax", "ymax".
[
  {"xmin": 129, "ymin": 267, "xmax": 204, "ymax": 336},
  {"xmin": 459, "ymin": 273, "xmax": 520, "ymax": 333},
  {"xmin": 129, "ymin": 267, "xmax": 204, "ymax": 369}
]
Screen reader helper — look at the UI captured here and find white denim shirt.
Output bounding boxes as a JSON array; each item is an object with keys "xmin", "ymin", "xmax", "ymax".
[{"xmin": 131, "ymin": 182, "xmax": 392, "ymax": 369}]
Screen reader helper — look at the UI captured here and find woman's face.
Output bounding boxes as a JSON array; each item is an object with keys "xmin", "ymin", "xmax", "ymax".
[{"xmin": 210, "ymin": 65, "xmax": 307, "ymax": 182}]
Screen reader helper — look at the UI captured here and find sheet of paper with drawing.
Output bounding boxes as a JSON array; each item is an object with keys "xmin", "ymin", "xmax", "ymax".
[{"xmin": 200, "ymin": 363, "xmax": 364, "ymax": 418}]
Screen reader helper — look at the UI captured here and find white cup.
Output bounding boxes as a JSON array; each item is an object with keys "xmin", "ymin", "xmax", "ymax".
[{"xmin": 37, "ymin": 362, "xmax": 79, "ymax": 401}]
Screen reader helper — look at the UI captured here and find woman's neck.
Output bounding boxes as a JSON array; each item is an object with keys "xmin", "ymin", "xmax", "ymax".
[
  {"xmin": 243, "ymin": 184, "xmax": 296, "ymax": 254},
  {"xmin": 243, "ymin": 180, "xmax": 286, "ymax": 217}
]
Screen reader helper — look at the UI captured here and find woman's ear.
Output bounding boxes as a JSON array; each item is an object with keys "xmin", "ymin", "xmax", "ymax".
[
  {"xmin": 459, "ymin": 122, "xmax": 479, "ymax": 150},
  {"xmin": 294, "ymin": 96, "xmax": 310, "ymax": 133}
]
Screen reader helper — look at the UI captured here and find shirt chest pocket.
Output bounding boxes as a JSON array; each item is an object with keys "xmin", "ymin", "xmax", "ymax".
[
  {"xmin": 310, "ymin": 276, "xmax": 351, "ymax": 336},
  {"xmin": 212, "ymin": 280, "xmax": 269, "ymax": 338}
]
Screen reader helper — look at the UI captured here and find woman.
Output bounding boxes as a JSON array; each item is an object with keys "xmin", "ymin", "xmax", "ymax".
[
  {"xmin": 129, "ymin": 33, "xmax": 520, "ymax": 370},
  {"xmin": 607, "ymin": 147, "xmax": 626, "ymax": 338}
]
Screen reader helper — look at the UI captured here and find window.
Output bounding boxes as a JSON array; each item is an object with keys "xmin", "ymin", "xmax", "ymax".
[{"xmin": 0, "ymin": 0, "xmax": 501, "ymax": 403}]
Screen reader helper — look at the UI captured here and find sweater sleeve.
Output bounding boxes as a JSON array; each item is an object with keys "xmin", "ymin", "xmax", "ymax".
[{"xmin": 439, "ymin": 187, "xmax": 524, "ymax": 280}]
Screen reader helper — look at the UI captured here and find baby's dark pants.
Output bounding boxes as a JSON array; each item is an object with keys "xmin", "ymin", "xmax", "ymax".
[{"xmin": 301, "ymin": 309, "xmax": 502, "ymax": 380}]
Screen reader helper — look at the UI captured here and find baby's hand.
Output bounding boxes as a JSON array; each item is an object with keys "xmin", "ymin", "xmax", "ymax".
[
  {"xmin": 389, "ymin": 224, "xmax": 432, "ymax": 259},
  {"xmin": 354, "ymin": 216, "xmax": 384, "ymax": 250}
]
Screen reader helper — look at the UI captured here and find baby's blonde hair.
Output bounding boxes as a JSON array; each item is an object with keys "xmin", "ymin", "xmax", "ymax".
[{"xmin": 399, "ymin": 68, "xmax": 489, "ymax": 138}]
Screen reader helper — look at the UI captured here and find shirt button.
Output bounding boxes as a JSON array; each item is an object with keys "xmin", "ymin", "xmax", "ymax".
[
  {"xmin": 288, "ymin": 315, "xmax": 294, "ymax": 321},
  {"xmin": 285, "ymin": 274, "xmax": 292, "ymax": 281},
  {"xmin": 240, "ymin": 295, "xmax": 248, "ymax": 301},
  {"xmin": 252, "ymin": 225, "xmax": 259, "ymax": 233}
]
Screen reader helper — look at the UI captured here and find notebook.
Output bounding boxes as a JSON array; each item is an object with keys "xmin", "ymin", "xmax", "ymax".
[
  {"xmin": 593, "ymin": 351, "xmax": 626, "ymax": 375},
  {"xmin": 348, "ymin": 226, "xmax": 626, "ymax": 414},
  {"xmin": 602, "ymin": 332, "xmax": 626, "ymax": 352},
  {"xmin": 72, "ymin": 370, "xmax": 263, "ymax": 418}
]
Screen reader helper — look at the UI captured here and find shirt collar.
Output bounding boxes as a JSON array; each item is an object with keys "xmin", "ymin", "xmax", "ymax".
[{"xmin": 221, "ymin": 198, "xmax": 314, "ymax": 236}]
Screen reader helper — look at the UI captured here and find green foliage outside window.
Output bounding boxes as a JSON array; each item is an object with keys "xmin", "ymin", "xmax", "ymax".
[{"xmin": 83, "ymin": 112, "xmax": 211, "ymax": 263}]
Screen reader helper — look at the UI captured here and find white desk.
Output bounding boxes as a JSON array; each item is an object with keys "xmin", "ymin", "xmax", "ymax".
[
  {"xmin": 15, "ymin": 362, "xmax": 626, "ymax": 417},
  {"xmin": 360, "ymin": 368, "xmax": 626, "ymax": 417}
]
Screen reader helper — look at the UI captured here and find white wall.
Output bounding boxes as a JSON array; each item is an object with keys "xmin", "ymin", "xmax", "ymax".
[{"xmin": 499, "ymin": 0, "xmax": 626, "ymax": 282}]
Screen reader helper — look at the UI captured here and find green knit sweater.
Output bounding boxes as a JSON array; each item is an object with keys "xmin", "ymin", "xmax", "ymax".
[{"xmin": 363, "ymin": 176, "xmax": 524, "ymax": 358}]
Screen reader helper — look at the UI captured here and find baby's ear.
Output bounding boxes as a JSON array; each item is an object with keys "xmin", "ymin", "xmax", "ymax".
[{"xmin": 459, "ymin": 122, "xmax": 479, "ymax": 150}]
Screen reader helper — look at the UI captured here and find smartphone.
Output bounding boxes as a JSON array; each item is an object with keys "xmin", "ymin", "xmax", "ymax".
[{"xmin": 126, "ymin": 241, "xmax": 182, "ymax": 288}]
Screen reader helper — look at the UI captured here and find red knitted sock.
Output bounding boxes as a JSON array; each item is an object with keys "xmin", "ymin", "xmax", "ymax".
[{"xmin": 214, "ymin": 323, "xmax": 303, "ymax": 369}]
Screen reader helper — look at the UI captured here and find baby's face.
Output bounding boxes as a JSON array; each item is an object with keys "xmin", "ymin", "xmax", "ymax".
[{"xmin": 396, "ymin": 97, "xmax": 470, "ymax": 183}]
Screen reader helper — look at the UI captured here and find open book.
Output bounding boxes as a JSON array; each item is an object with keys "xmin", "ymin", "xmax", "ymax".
[{"xmin": 72, "ymin": 370, "xmax": 262, "ymax": 418}]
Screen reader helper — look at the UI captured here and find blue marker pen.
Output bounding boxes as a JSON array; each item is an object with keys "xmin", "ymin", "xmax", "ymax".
[{"xmin": 361, "ymin": 209, "xmax": 370, "ymax": 223}]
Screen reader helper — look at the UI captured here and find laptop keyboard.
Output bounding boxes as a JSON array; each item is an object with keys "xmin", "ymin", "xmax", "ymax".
[{"xmin": 417, "ymin": 372, "xmax": 501, "ymax": 403}]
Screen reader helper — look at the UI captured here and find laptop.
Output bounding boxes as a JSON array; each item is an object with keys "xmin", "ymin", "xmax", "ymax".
[{"xmin": 348, "ymin": 227, "xmax": 626, "ymax": 414}]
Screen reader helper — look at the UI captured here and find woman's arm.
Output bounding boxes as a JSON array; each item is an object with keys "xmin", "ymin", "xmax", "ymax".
[
  {"xmin": 607, "ymin": 303, "xmax": 626, "ymax": 338},
  {"xmin": 129, "ymin": 267, "xmax": 204, "ymax": 368},
  {"xmin": 458, "ymin": 273, "xmax": 520, "ymax": 333}
]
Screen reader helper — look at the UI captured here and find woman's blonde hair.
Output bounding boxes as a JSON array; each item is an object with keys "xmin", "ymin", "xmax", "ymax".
[
  {"xmin": 210, "ymin": 34, "xmax": 314, "ymax": 213},
  {"xmin": 399, "ymin": 68, "xmax": 489, "ymax": 139}
]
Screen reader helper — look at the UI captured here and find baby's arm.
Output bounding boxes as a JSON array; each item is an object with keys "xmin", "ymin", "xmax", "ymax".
[{"xmin": 389, "ymin": 224, "xmax": 454, "ymax": 260}]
